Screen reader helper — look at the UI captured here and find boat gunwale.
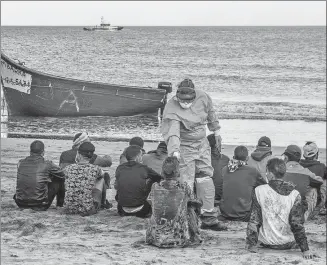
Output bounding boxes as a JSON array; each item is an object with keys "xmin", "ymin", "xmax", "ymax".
[{"xmin": 1, "ymin": 52, "xmax": 166, "ymax": 95}]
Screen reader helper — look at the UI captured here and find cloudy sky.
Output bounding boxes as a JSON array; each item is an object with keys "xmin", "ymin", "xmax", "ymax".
[{"xmin": 1, "ymin": 1, "xmax": 326, "ymax": 26}]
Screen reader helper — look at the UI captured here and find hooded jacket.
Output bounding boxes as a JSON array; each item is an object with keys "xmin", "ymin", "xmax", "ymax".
[
  {"xmin": 246, "ymin": 179, "xmax": 309, "ymax": 252},
  {"xmin": 247, "ymin": 147, "xmax": 272, "ymax": 181}
]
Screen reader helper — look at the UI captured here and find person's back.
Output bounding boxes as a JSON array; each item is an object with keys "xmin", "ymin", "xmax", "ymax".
[
  {"xmin": 115, "ymin": 145, "xmax": 162, "ymax": 217},
  {"xmin": 64, "ymin": 142, "xmax": 104, "ymax": 216},
  {"xmin": 142, "ymin": 142, "xmax": 168, "ymax": 174},
  {"xmin": 284, "ymin": 165, "xmax": 311, "ymax": 199},
  {"xmin": 220, "ymin": 146, "xmax": 266, "ymax": 221},
  {"xmin": 246, "ymin": 158, "xmax": 317, "ymax": 260},
  {"xmin": 146, "ymin": 157, "xmax": 202, "ymax": 248},
  {"xmin": 15, "ymin": 140, "xmax": 65, "ymax": 209},
  {"xmin": 255, "ymin": 184, "xmax": 299, "ymax": 245}
]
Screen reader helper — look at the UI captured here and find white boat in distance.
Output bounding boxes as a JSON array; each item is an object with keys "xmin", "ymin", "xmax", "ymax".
[{"xmin": 83, "ymin": 17, "xmax": 123, "ymax": 32}]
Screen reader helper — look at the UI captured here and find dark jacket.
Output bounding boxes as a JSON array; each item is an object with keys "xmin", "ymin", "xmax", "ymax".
[
  {"xmin": 220, "ymin": 164, "xmax": 266, "ymax": 221},
  {"xmin": 247, "ymin": 147, "xmax": 272, "ymax": 180},
  {"xmin": 284, "ymin": 161, "xmax": 323, "ymax": 199},
  {"xmin": 115, "ymin": 161, "xmax": 162, "ymax": 207},
  {"xmin": 59, "ymin": 148, "xmax": 112, "ymax": 169},
  {"xmin": 16, "ymin": 154, "xmax": 65, "ymax": 206},
  {"xmin": 211, "ymin": 151, "xmax": 229, "ymax": 201},
  {"xmin": 246, "ymin": 180, "xmax": 309, "ymax": 252},
  {"xmin": 142, "ymin": 150, "xmax": 168, "ymax": 174},
  {"xmin": 299, "ymin": 159, "xmax": 326, "ymax": 179}
]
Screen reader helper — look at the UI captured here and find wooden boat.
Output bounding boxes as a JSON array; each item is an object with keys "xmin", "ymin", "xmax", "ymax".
[
  {"xmin": 0, "ymin": 52, "xmax": 172, "ymax": 117},
  {"xmin": 83, "ymin": 17, "xmax": 124, "ymax": 32}
]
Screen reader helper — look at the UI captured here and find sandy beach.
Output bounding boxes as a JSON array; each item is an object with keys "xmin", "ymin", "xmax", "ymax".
[{"xmin": 1, "ymin": 138, "xmax": 326, "ymax": 265}]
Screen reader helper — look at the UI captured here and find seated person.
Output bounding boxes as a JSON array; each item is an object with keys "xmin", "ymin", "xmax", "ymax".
[
  {"xmin": 207, "ymin": 134, "xmax": 229, "ymax": 202},
  {"xmin": 219, "ymin": 146, "xmax": 266, "ymax": 222},
  {"xmin": 282, "ymin": 145, "xmax": 323, "ymax": 221},
  {"xmin": 63, "ymin": 142, "xmax": 106, "ymax": 216},
  {"xmin": 119, "ymin": 136, "xmax": 146, "ymax": 164},
  {"xmin": 59, "ymin": 132, "xmax": 112, "ymax": 168},
  {"xmin": 142, "ymin": 141, "xmax": 168, "ymax": 174},
  {"xmin": 300, "ymin": 142, "xmax": 327, "ymax": 216},
  {"xmin": 247, "ymin": 136, "xmax": 273, "ymax": 182},
  {"xmin": 59, "ymin": 132, "xmax": 112, "ymax": 208},
  {"xmin": 246, "ymin": 158, "xmax": 318, "ymax": 260},
  {"xmin": 146, "ymin": 157, "xmax": 203, "ymax": 248},
  {"xmin": 115, "ymin": 145, "xmax": 162, "ymax": 218},
  {"xmin": 14, "ymin": 140, "xmax": 65, "ymax": 210}
]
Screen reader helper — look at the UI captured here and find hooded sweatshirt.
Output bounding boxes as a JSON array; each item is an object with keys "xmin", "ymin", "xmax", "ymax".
[
  {"xmin": 247, "ymin": 146, "xmax": 272, "ymax": 181},
  {"xmin": 246, "ymin": 179, "xmax": 309, "ymax": 252}
]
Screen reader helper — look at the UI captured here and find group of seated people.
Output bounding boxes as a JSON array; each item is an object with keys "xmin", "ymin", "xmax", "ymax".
[{"xmin": 13, "ymin": 133, "xmax": 326, "ymax": 258}]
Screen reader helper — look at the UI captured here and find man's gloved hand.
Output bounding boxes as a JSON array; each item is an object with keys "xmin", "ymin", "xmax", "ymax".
[
  {"xmin": 172, "ymin": 151, "xmax": 180, "ymax": 160},
  {"xmin": 215, "ymin": 135, "xmax": 222, "ymax": 152}
]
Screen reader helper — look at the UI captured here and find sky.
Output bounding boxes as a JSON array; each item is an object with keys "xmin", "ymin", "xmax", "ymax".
[{"xmin": 1, "ymin": 1, "xmax": 326, "ymax": 26}]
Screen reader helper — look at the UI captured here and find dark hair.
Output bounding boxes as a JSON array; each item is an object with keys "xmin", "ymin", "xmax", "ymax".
[
  {"xmin": 78, "ymin": 142, "xmax": 95, "ymax": 159},
  {"xmin": 73, "ymin": 132, "xmax": 83, "ymax": 142},
  {"xmin": 266, "ymin": 158, "xmax": 286, "ymax": 179},
  {"xmin": 162, "ymin": 157, "xmax": 179, "ymax": 179},
  {"xmin": 129, "ymin": 137, "xmax": 144, "ymax": 148},
  {"xmin": 234, "ymin": 145, "xmax": 248, "ymax": 161},
  {"xmin": 284, "ymin": 152, "xmax": 300, "ymax": 163},
  {"xmin": 30, "ymin": 140, "xmax": 45, "ymax": 154},
  {"xmin": 126, "ymin": 145, "xmax": 142, "ymax": 161}
]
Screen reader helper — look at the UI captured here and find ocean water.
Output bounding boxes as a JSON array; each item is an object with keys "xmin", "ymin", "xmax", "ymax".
[{"xmin": 1, "ymin": 26, "xmax": 326, "ymax": 146}]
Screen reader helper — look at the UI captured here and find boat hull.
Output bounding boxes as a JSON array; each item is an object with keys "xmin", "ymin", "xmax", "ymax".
[{"xmin": 1, "ymin": 53, "xmax": 167, "ymax": 117}]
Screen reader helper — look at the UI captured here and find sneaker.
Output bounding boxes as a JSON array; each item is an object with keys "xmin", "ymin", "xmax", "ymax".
[{"xmin": 200, "ymin": 222, "xmax": 228, "ymax": 231}]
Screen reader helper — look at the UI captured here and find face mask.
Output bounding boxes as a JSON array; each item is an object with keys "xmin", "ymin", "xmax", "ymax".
[{"xmin": 179, "ymin": 102, "xmax": 193, "ymax": 109}]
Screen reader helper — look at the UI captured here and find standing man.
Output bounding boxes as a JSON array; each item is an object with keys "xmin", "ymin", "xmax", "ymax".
[{"xmin": 161, "ymin": 78, "xmax": 227, "ymax": 231}]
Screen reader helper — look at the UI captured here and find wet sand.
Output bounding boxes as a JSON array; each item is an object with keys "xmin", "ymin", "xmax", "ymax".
[{"xmin": 1, "ymin": 138, "xmax": 326, "ymax": 265}]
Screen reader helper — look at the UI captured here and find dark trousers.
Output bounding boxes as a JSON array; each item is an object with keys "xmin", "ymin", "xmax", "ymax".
[{"xmin": 14, "ymin": 178, "xmax": 65, "ymax": 211}]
